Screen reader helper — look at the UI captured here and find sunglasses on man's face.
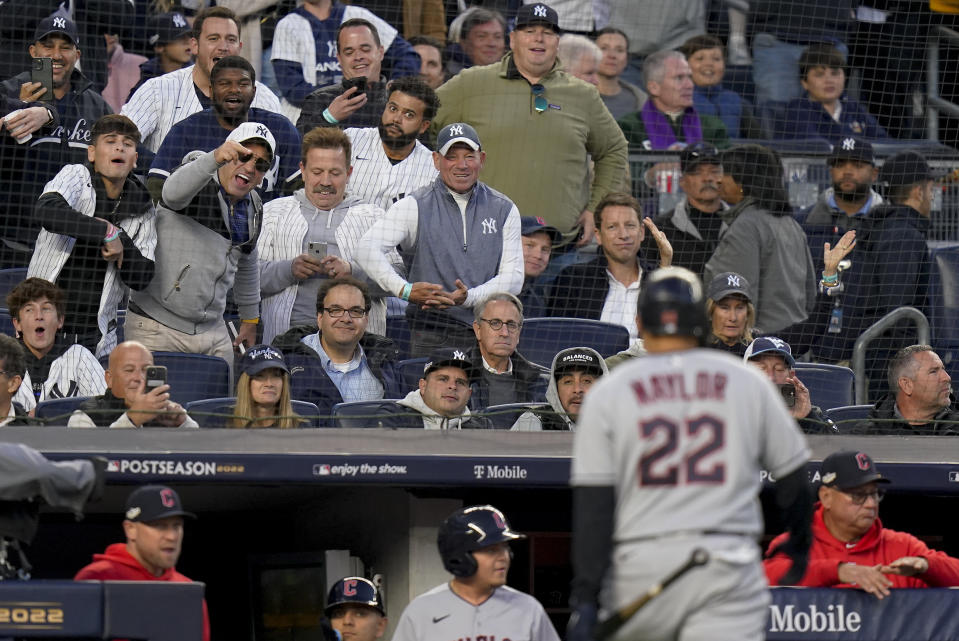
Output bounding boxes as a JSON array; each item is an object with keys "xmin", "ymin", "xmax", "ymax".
[{"xmin": 238, "ymin": 152, "xmax": 271, "ymax": 173}]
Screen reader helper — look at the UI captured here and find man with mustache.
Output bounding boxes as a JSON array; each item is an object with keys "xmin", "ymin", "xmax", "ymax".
[{"xmin": 148, "ymin": 56, "xmax": 301, "ymax": 202}]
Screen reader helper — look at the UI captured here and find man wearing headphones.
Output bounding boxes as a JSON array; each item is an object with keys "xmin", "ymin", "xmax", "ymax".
[
  {"xmin": 391, "ymin": 505, "xmax": 559, "ymax": 641},
  {"xmin": 325, "ymin": 576, "xmax": 387, "ymax": 641}
]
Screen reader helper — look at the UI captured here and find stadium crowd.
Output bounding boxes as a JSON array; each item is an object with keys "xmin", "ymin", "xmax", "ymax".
[{"xmin": 0, "ymin": 0, "xmax": 956, "ymax": 435}]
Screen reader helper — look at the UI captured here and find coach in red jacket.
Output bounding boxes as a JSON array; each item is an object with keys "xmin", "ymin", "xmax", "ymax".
[
  {"xmin": 765, "ymin": 450, "xmax": 959, "ymax": 598},
  {"xmin": 75, "ymin": 485, "xmax": 210, "ymax": 641}
]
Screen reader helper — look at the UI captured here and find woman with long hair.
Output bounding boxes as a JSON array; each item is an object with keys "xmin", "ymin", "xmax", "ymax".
[
  {"xmin": 705, "ymin": 271, "xmax": 756, "ymax": 356},
  {"xmin": 229, "ymin": 345, "xmax": 303, "ymax": 429}
]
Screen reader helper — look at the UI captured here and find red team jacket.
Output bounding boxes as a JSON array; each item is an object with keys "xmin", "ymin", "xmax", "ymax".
[
  {"xmin": 74, "ymin": 543, "xmax": 211, "ymax": 641},
  {"xmin": 764, "ymin": 505, "xmax": 959, "ymax": 588}
]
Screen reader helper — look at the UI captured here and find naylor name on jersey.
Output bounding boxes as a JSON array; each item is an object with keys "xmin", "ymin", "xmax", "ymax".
[{"xmin": 631, "ymin": 371, "xmax": 728, "ymax": 405}]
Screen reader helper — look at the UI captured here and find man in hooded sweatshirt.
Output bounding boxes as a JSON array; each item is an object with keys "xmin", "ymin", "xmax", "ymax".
[
  {"xmin": 74, "ymin": 485, "xmax": 210, "ymax": 641},
  {"xmin": 512, "ymin": 347, "xmax": 607, "ymax": 431},
  {"xmin": 377, "ymin": 347, "xmax": 491, "ymax": 429}
]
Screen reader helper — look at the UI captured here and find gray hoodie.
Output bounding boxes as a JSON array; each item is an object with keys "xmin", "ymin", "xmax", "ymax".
[
  {"xmin": 511, "ymin": 346, "xmax": 609, "ymax": 432},
  {"xmin": 396, "ymin": 388, "xmax": 483, "ymax": 430}
]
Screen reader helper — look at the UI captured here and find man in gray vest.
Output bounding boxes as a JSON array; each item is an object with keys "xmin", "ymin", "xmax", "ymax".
[{"xmin": 355, "ymin": 122, "xmax": 523, "ymax": 357}]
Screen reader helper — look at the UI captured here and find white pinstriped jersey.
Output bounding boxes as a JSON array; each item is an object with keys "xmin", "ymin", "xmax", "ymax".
[
  {"xmin": 572, "ymin": 348, "xmax": 810, "ymax": 541},
  {"xmin": 392, "ymin": 583, "xmax": 560, "ymax": 641},
  {"xmin": 270, "ymin": 6, "xmax": 398, "ymax": 123},
  {"xmin": 121, "ymin": 66, "xmax": 282, "ymax": 152},
  {"xmin": 344, "ymin": 127, "xmax": 437, "ymax": 212},
  {"xmin": 14, "ymin": 344, "xmax": 106, "ymax": 412},
  {"xmin": 28, "ymin": 165, "xmax": 157, "ymax": 358}
]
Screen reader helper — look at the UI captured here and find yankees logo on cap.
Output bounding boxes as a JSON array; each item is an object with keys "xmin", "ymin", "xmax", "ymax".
[
  {"xmin": 743, "ymin": 336, "xmax": 796, "ymax": 368},
  {"xmin": 240, "ymin": 344, "xmax": 290, "ymax": 377},
  {"xmin": 34, "ymin": 14, "xmax": 80, "ymax": 47},
  {"xmin": 423, "ymin": 347, "xmax": 476, "ymax": 381},
  {"xmin": 514, "ymin": 2, "xmax": 561, "ymax": 32},
  {"xmin": 436, "ymin": 122, "xmax": 482, "ymax": 155},
  {"xmin": 147, "ymin": 12, "xmax": 192, "ymax": 46},
  {"xmin": 226, "ymin": 121, "xmax": 277, "ymax": 161},
  {"xmin": 706, "ymin": 271, "xmax": 752, "ymax": 303},
  {"xmin": 828, "ymin": 136, "xmax": 875, "ymax": 166}
]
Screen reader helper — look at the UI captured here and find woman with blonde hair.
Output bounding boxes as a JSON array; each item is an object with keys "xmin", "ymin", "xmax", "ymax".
[
  {"xmin": 705, "ymin": 271, "xmax": 756, "ymax": 356},
  {"xmin": 229, "ymin": 345, "xmax": 303, "ymax": 428}
]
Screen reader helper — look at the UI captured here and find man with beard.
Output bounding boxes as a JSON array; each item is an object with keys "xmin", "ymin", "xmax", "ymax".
[
  {"xmin": 344, "ymin": 76, "xmax": 439, "ymax": 211},
  {"xmin": 148, "ymin": 56, "xmax": 301, "ymax": 202}
]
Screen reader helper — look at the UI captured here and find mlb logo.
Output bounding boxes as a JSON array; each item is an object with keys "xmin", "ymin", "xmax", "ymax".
[
  {"xmin": 315, "ymin": 464, "xmax": 331, "ymax": 476},
  {"xmin": 108, "ymin": 460, "xmax": 120, "ymax": 472}
]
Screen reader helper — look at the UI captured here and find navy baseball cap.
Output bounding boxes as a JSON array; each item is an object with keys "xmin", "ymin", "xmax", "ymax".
[
  {"xmin": 820, "ymin": 450, "xmax": 891, "ymax": 490},
  {"xmin": 521, "ymin": 216, "xmax": 560, "ymax": 243},
  {"xmin": 325, "ymin": 577, "xmax": 385, "ymax": 616},
  {"xmin": 34, "ymin": 14, "xmax": 79, "ymax": 47},
  {"xmin": 515, "ymin": 3, "xmax": 561, "ymax": 33},
  {"xmin": 553, "ymin": 347, "xmax": 603, "ymax": 379},
  {"xmin": 880, "ymin": 150, "xmax": 939, "ymax": 187},
  {"xmin": 124, "ymin": 485, "xmax": 196, "ymax": 522},
  {"xmin": 743, "ymin": 336, "xmax": 795, "ymax": 368},
  {"xmin": 436, "ymin": 122, "xmax": 481, "ymax": 155},
  {"xmin": 829, "ymin": 137, "xmax": 875, "ymax": 166},
  {"xmin": 706, "ymin": 272, "xmax": 751, "ymax": 303},
  {"xmin": 147, "ymin": 12, "xmax": 192, "ymax": 46},
  {"xmin": 423, "ymin": 347, "xmax": 475, "ymax": 380},
  {"xmin": 680, "ymin": 142, "xmax": 721, "ymax": 173},
  {"xmin": 240, "ymin": 345, "xmax": 289, "ymax": 377}
]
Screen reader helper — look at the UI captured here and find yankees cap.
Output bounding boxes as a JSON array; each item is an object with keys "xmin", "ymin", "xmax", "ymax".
[
  {"xmin": 34, "ymin": 14, "xmax": 79, "ymax": 47},
  {"xmin": 743, "ymin": 336, "xmax": 795, "ymax": 368},
  {"xmin": 436, "ymin": 122, "xmax": 481, "ymax": 155},
  {"xmin": 706, "ymin": 272, "xmax": 752, "ymax": 303},
  {"xmin": 124, "ymin": 485, "xmax": 196, "ymax": 523},
  {"xmin": 820, "ymin": 450, "xmax": 890, "ymax": 490},
  {"xmin": 240, "ymin": 344, "xmax": 289, "ymax": 377},
  {"xmin": 553, "ymin": 347, "xmax": 603, "ymax": 379},
  {"xmin": 227, "ymin": 122, "xmax": 276, "ymax": 161},
  {"xmin": 423, "ymin": 347, "xmax": 475, "ymax": 381},
  {"xmin": 147, "ymin": 12, "xmax": 192, "ymax": 46},
  {"xmin": 828, "ymin": 137, "xmax": 875, "ymax": 166},
  {"xmin": 514, "ymin": 3, "xmax": 561, "ymax": 33}
]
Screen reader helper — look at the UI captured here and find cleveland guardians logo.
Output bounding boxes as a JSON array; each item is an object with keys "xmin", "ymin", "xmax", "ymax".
[
  {"xmin": 160, "ymin": 488, "xmax": 177, "ymax": 508},
  {"xmin": 855, "ymin": 452, "xmax": 871, "ymax": 471},
  {"xmin": 343, "ymin": 579, "xmax": 358, "ymax": 597}
]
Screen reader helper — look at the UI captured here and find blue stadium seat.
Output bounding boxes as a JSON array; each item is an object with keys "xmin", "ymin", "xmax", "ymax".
[
  {"xmin": 331, "ymin": 400, "xmax": 403, "ymax": 428},
  {"xmin": 517, "ymin": 318, "xmax": 629, "ymax": 369},
  {"xmin": 151, "ymin": 352, "xmax": 230, "ymax": 405},
  {"xmin": 0, "ymin": 267, "xmax": 26, "ymax": 304},
  {"xmin": 386, "ymin": 315, "xmax": 411, "ymax": 360},
  {"xmin": 479, "ymin": 402, "xmax": 552, "ymax": 430},
  {"xmin": 824, "ymin": 405, "xmax": 873, "ymax": 432},
  {"xmin": 0, "ymin": 309, "xmax": 13, "ymax": 337},
  {"xmin": 793, "ymin": 363, "xmax": 855, "ymax": 410},
  {"xmin": 396, "ymin": 357, "xmax": 429, "ymax": 395},
  {"xmin": 929, "ymin": 244, "xmax": 959, "ymax": 348},
  {"xmin": 35, "ymin": 396, "xmax": 91, "ymax": 422},
  {"xmin": 185, "ymin": 397, "xmax": 321, "ymax": 428}
]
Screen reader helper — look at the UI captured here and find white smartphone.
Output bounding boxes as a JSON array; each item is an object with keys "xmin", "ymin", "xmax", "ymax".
[{"xmin": 227, "ymin": 321, "xmax": 246, "ymax": 355}]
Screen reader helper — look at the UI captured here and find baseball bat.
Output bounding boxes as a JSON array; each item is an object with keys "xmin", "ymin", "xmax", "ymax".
[{"xmin": 593, "ymin": 547, "xmax": 710, "ymax": 641}]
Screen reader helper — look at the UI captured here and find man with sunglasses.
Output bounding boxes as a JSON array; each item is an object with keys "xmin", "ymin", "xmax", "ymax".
[
  {"xmin": 126, "ymin": 123, "xmax": 273, "ymax": 383},
  {"xmin": 765, "ymin": 450, "xmax": 959, "ymax": 597}
]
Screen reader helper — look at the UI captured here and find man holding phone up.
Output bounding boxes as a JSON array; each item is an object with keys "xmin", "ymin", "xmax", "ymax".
[
  {"xmin": 68, "ymin": 341, "xmax": 197, "ymax": 428},
  {"xmin": 744, "ymin": 336, "xmax": 837, "ymax": 434}
]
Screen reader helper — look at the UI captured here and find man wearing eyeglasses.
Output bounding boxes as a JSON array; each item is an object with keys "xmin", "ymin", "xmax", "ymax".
[
  {"xmin": 125, "ymin": 123, "xmax": 273, "ymax": 383},
  {"xmin": 272, "ymin": 276, "xmax": 398, "ymax": 420},
  {"xmin": 468, "ymin": 293, "xmax": 544, "ymax": 426},
  {"xmin": 764, "ymin": 449, "xmax": 959, "ymax": 597}
]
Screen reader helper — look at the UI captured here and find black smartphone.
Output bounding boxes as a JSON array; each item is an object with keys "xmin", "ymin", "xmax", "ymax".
[
  {"xmin": 778, "ymin": 383, "xmax": 796, "ymax": 408},
  {"xmin": 342, "ymin": 76, "xmax": 367, "ymax": 94},
  {"xmin": 31, "ymin": 57, "xmax": 54, "ymax": 102},
  {"xmin": 145, "ymin": 366, "xmax": 168, "ymax": 394}
]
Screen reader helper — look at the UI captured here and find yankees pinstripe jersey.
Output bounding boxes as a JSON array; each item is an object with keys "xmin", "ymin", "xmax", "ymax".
[
  {"xmin": 28, "ymin": 165, "xmax": 157, "ymax": 358},
  {"xmin": 122, "ymin": 66, "xmax": 281, "ymax": 152},
  {"xmin": 344, "ymin": 127, "xmax": 437, "ymax": 211},
  {"xmin": 14, "ymin": 343, "xmax": 106, "ymax": 412},
  {"xmin": 270, "ymin": 4, "xmax": 398, "ymax": 123}
]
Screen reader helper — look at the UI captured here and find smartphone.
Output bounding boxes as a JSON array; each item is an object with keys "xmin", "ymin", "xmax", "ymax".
[
  {"xmin": 227, "ymin": 321, "xmax": 246, "ymax": 355},
  {"xmin": 778, "ymin": 383, "xmax": 797, "ymax": 408},
  {"xmin": 145, "ymin": 366, "xmax": 168, "ymax": 394},
  {"xmin": 309, "ymin": 241, "xmax": 328, "ymax": 260},
  {"xmin": 31, "ymin": 57, "xmax": 54, "ymax": 102},
  {"xmin": 342, "ymin": 76, "xmax": 367, "ymax": 94}
]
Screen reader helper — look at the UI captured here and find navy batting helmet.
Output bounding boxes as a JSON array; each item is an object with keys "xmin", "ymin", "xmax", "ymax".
[
  {"xmin": 437, "ymin": 505, "xmax": 525, "ymax": 577},
  {"xmin": 638, "ymin": 266, "xmax": 709, "ymax": 340},
  {"xmin": 325, "ymin": 577, "xmax": 385, "ymax": 616}
]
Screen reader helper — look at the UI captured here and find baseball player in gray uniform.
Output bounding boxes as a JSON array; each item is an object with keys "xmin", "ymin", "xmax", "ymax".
[
  {"xmin": 568, "ymin": 267, "xmax": 814, "ymax": 641},
  {"xmin": 391, "ymin": 505, "xmax": 560, "ymax": 641}
]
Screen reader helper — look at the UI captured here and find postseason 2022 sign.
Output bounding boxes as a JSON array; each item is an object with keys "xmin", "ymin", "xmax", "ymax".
[{"xmin": 768, "ymin": 588, "xmax": 959, "ymax": 640}]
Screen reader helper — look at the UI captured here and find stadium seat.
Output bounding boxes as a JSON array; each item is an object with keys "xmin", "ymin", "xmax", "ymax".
[
  {"xmin": 0, "ymin": 309, "xmax": 13, "ymax": 337},
  {"xmin": 35, "ymin": 396, "xmax": 91, "ymax": 422},
  {"xmin": 479, "ymin": 402, "xmax": 552, "ymax": 430},
  {"xmin": 185, "ymin": 397, "xmax": 321, "ymax": 428},
  {"xmin": 0, "ymin": 267, "xmax": 26, "ymax": 303},
  {"xmin": 517, "ymin": 318, "xmax": 630, "ymax": 369},
  {"xmin": 793, "ymin": 363, "xmax": 855, "ymax": 410},
  {"xmin": 928, "ymin": 244, "xmax": 959, "ymax": 349},
  {"xmin": 824, "ymin": 405, "xmax": 873, "ymax": 432},
  {"xmin": 151, "ymin": 352, "xmax": 230, "ymax": 405},
  {"xmin": 395, "ymin": 357, "xmax": 429, "ymax": 395},
  {"xmin": 331, "ymin": 400, "xmax": 404, "ymax": 428},
  {"xmin": 386, "ymin": 315, "xmax": 411, "ymax": 360}
]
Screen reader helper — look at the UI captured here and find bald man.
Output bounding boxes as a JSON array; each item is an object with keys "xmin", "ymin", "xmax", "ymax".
[{"xmin": 68, "ymin": 341, "xmax": 197, "ymax": 428}]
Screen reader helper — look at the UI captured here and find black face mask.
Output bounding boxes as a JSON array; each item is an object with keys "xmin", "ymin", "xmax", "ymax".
[
  {"xmin": 378, "ymin": 122, "xmax": 419, "ymax": 150},
  {"xmin": 833, "ymin": 181, "xmax": 871, "ymax": 203}
]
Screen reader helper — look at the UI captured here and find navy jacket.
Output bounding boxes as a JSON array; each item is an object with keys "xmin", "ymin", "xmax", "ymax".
[
  {"xmin": 547, "ymin": 253, "xmax": 654, "ymax": 320},
  {"xmin": 777, "ymin": 96, "xmax": 888, "ymax": 144}
]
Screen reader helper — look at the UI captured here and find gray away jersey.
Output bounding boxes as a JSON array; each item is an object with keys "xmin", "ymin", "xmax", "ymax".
[
  {"xmin": 391, "ymin": 583, "xmax": 560, "ymax": 641},
  {"xmin": 571, "ymin": 348, "xmax": 810, "ymax": 541}
]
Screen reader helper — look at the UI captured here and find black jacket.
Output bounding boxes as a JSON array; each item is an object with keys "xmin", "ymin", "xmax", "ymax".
[
  {"xmin": 296, "ymin": 80, "xmax": 388, "ymax": 134},
  {"xmin": 853, "ymin": 393, "xmax": 959, "ymax": 435},
  {"xmin": 374, "ymin": 401, "xmax": 493, "ymax": 430},
  {"xmin": 548, "ymin": 253, "xmax": 655, "ymax": 319},
  {"xmin": 467, "ymin": 345, "xmax": 546, "ymax": 424}
]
